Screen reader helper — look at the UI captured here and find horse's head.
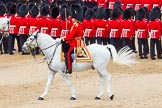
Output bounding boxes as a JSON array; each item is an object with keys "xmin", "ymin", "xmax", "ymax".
[
  {"xmin": 22, "ymin": 30, "xmax": 39, "ymax": 53},
  {"xmin": 0, "ymin": 18, "xmax": 10, "ymax": 37}
]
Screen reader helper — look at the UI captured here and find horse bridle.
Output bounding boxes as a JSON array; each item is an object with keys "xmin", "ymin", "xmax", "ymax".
[{"xmin": 26, "ymin": 34, "xmax": 61, "ymax": 72}]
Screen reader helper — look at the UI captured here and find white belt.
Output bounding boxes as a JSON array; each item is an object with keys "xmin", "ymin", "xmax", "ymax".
[
  {"xmin": 51, "ymin": 28, "xmax": 58, "ymax": 31},
  {"xmin": 122, "ymin": 29, "xmax": 130, "ymax": 31},
  {"xmin": 111, "ymin": 29, "xmax": 118, "ymax": 31},
  {"xmin": 144, "ymin": 4, "xmax": 149, "ymax": 7},
  {"xmin": 20, "ymin": 26, "xmax": 26, "ymax": 29},
  {"xmin": 10, "ymin": 25, "xmax": 16, "ymax": 27},
  {"xmin": 153, "ymin": 4, "xmax": 159, "ymax": 8},
  {"xmin": 97, "ymin": 28, "xmax": 105, "ymax": 31},
  {"xmin": 30, "ymin": 26, "xmax": 37, "ymax": 29},
  {"xmin": 151, "ymin": 30, "xmax": 158, "ymax": 32},
  {"xmin": 61, "ymin": 30, "xmax": 68, "ymax": 32},
  {"xmin": 41, "ymin": 27, "xmax": 48, "ymax": 29},
  {"xmin": 137, "ymin": 29, "xmax": 145, "ymax": 32}
]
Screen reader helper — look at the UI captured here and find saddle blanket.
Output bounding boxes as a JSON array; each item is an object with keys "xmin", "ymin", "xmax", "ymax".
[{"xmin": 61, "ymin": 46, "xmax": 92, "ymax": 62}]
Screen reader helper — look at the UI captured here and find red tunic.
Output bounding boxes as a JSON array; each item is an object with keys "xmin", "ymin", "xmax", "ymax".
[
  {"xmin": 82, "ymin": 19, "xmax": 95, "ymax": 38},
  {"xmin": 97, "ymin": 0, "xmax": 107, "ymax": 8},
  {"xmin": 39, "ymin": 17, "xmax": 51, "ymax": 34},
  {"xmin": 49, "ymin": 18, "xmax": 61, "ymax": 38},
  {"xmin": 94, "ymin": 19, "xmax": 107, "ymax": 37},
  {"xmin": 120, "ymin": 19, "xmax": 135, "ymax": 38},
  {"xmin": 17, "ymin": 17, "xmax": 29, "ymax": 35},
  {"xmin": 108, "ymin": 19, "xmax": 121, "ymax": 38},
  {"xmin": 60, "ymin": 20, "xmax": 71, "ymax": 37},
  {"xmin": 9, "ymin": 15, "xmax": 19, "ymax": 34},
  {"xmin": 63, "ymin": 22, "xmax": 83, "ymax": 47},
  {"xmin": 135, "ymin": 19, "xmax": 148, "ymax": 38},
  {"xmin": 28, "ymin": 17, "xmax": 40, "ymax": 35},
  {"xmin": 148, "ymin": 19, "xmax": 161, "ymax": 39}
]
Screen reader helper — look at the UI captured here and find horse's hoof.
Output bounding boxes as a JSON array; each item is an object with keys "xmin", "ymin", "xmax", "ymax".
[
  {"xmin": 95, "ymin": 96, "xmax": 100, "ymax": 100},
  {"xmin": 70, "ymin": 97, "xmax": 76, "ymax": 100},
  {"xmin": 38, "ymin": 97, "xmax": 44, "ymax": 100},
  {"xmin": 110, "ymin": 95, "xmax": 114, "ymax": 100}
]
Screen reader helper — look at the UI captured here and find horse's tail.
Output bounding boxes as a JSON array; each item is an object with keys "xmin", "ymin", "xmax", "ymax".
[{"xmin": 106, "ymin": 45, "xmax": 138, "ymax": 66}]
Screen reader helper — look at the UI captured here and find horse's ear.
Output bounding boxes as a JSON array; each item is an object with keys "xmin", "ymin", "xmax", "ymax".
[{"xmin": 34, "ymin": 29, "xmax": 40, "ymax": 39}]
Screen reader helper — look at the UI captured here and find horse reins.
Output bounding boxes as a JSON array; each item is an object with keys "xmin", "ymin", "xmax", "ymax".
[{"xmin": 27, "ymin": 35, "xmax": 61, "ymax": 72}]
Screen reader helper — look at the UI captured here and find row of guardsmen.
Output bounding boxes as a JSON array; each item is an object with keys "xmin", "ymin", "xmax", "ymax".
[
  {"xmin": 0, "ymin": 2, "xmax": 161, "ymax": 60},
  {"xmin": 45, "ymin": 0, "xmax": 162, "ymax": 11}
]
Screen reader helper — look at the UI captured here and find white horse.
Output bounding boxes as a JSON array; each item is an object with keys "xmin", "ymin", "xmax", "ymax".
[
  {"xmin": 0, "ymin": 17, "xmax": 10, "ymax": 44},
  {"xmin": 22, "ymin": 31, "xmax": 138, "ymax": 100}
]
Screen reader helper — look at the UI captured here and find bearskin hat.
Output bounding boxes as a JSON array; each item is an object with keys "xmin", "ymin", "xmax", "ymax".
[
  {"xmin": 150, "ymin": 7, "xmax": 160, "ymax": 20},
  {"xmin": 111, "ymin": 7, "xmax": 121, "ymax": 20},
  {"xmin": 142, "ymin": 6, "xmax": 149, "ymax": 19},
  {"xmin": 8, "ymin": 3, "xmax": 16, "ymax": 15},
  {"xmin": 153, "ymin": 7, "xmax": 161, "ymax": 19},
  {"xmin": 85, "ymin": 8, "xmax": 93, "ymax": 20},
  {"xmin": 123, "ymin": 8, "xmax": 132, "ymax": 20},
  {"xmin": 60, "ymin": 8, "xmax": 69, "ymax": 20},
  {"xmin": 28, "ymin": 2, "xmax": 35, "ymax": 11},
  {"xmin": 50, "ymin": 3, "xmax": 56, "ymax": 10},
  {"xmin": 29, "ymin": 5, "xmax": 39, "ymax": 17},
  {"xmin": 60, "ymin": 4, "xmax": 68, "ymax": 12},
  {"xmin": 6, "ymin": 2, "xmax": 12, "ymax": 12},
  {"xmin": 70, "ymin": 4, "xmax": 83, "ymax": 22},
  {"xmin": 92, "ymin": 6, "xmax": 98, "ymax": 18},
  {"xmin": 16, "ymin": 2, "xmax": 23, "ymax": 15},
  {"xmin": 137, "ymin": 8, "xmax": 146, "ymax": 20},
  {"xmin": 19, "ymin": 4, "xmax": 28, "ymax": 17},
  {"xmin": 83, "ymin": 6, "xmax": 87, "ymax": 18},
  {"xmin": 103, "ymin": 8, "xmax": 110, "ymax": 20},
  {"xmin": 50, "ymin": 6, "xmax": 59, "ymax": 18},
  {"xmin": 0, "ymin": 4, "xmax": 6, "ymax": 16},
  {"xmin": 96, "ymin": 7, "xmax": 104, "ymax": 19},
  {"xmin": 40, "ymin": 5, "xmax": 49, "ymax": 16}
]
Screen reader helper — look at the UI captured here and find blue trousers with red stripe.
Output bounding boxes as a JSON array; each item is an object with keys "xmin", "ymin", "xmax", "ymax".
[{"xmin": 65, "ymin": 46, "xmax": 74, "ymax": 71}]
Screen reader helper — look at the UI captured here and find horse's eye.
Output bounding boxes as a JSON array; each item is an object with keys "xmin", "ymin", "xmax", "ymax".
[{"xmin": 30, "ymin": 38, "xmax": 32, "ymax": 40}]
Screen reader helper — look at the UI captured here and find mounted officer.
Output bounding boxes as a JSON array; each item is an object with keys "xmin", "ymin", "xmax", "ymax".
[{"xmin": 61, "ymin": 3, "xmax": 83, "ymax": 74}]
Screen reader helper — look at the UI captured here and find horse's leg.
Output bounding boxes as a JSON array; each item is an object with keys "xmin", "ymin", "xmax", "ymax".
[
  {"xmin": 95, "ymin": 70, "xmax": 105, "ymax": 100},
  {"xmin": 95, "ymin": 69, "xmax": 114, "ymax": 100},
  {"xmin": 38, "ymin": 70, "xmax": 56, "ymax": 100},
  {"xmin": 60, "ymin": 72, "xmax": 76, "ymax": 100},
  {"xmin": 105, "ymin": 70, "xmax": 114, "ymax": 100}
]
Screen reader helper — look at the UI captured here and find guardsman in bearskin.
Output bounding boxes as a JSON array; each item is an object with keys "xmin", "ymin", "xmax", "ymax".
[
  {"xmin": 108, "ymin": 7, "xmax": 121, "ymax": 50},
  {"xmin": 103, "ymin": 8, "xmax": 111, "ymax": 44},
  {"xmin": 0, "ymin": 4, "xmax": 8, "ymax": 54},
  {"xmin": 49, "ymin": 5, "xmax": 60, "ymax": 39},
  {"xmin": 135, "ymin": 8, "xmax": 148, "ymax": 59},
  {"xmin": 60, "ymin": 6, "xmax": 71, "ymax": 38},
  {"xmin": 17, "ymin": 4, "xmax": 29, "ymax": 54},
  {"xmin": 28, "ymin": 5, "xmax": 40, "ymax": 36},
  {"xmin": 82, "ymin": 8, "xmax": 95, "ymax": 45},
  {"xmin": 8, "ymin": 3, "xmax": 19, "ymax": 55},
  {"xmin": 121, "ymin": 8, "xmax": 135, "ymax": 48},
  {"xmin": 39, "ymin": 5, "xmax": 51, "ymax": 35},
  {"xmin": 148, "ymin": 7, "xmax": 162, "ymax": 60},
  {"xmin": 94, "ymin": 7, "xmax": 107, "ymax": 45},
  {"xmin": 61, "ymin": 4, "xmax": 83, "ymax": 74}
]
